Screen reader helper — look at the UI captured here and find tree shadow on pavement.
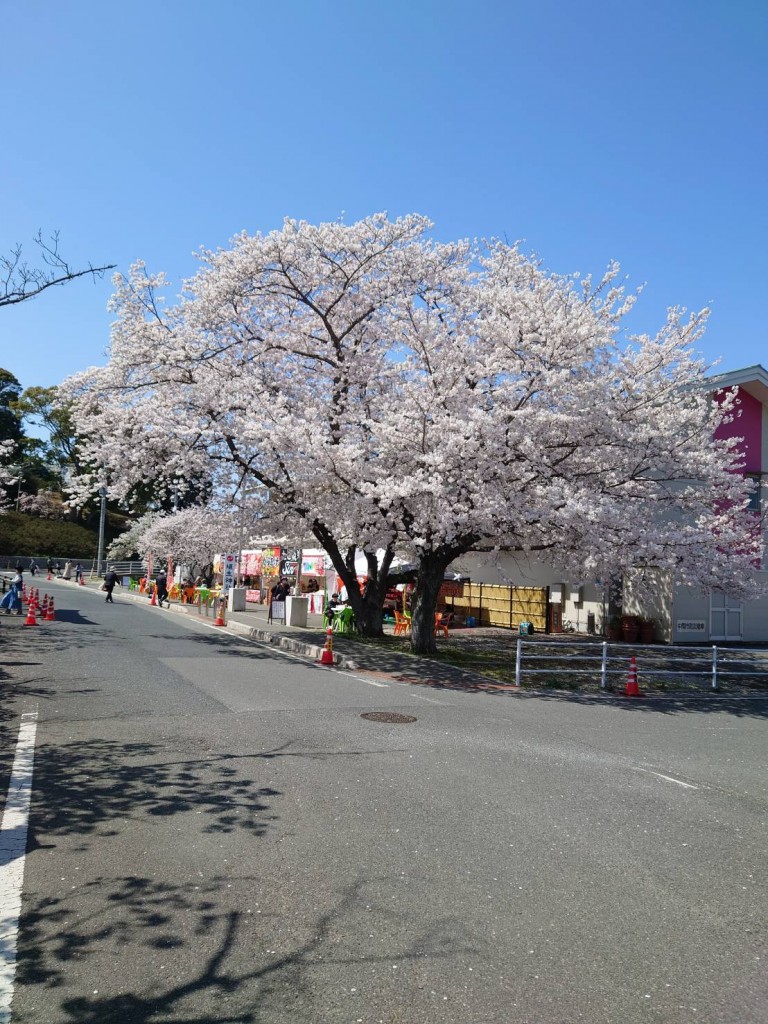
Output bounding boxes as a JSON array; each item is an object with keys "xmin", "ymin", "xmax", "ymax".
[
  {"xmin": 16, "ymin": 875, "xmax": 477, "ymax": 1024},
  {"xmin": 513, "ymin": 689, "xmax": 768, "ymax": 719},
  {"xmin": 24, "ymin": 737, "xmax": 285, "ymax": 853}
]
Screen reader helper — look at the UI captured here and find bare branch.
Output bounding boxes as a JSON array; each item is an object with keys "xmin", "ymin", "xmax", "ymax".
[{"xmin": 0, "ymin": 230, "xmax": 116, "ymax": 308}]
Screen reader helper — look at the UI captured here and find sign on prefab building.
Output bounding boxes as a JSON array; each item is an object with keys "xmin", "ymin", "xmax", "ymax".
[{"xmin": 222, "ymin": 552, "xmax": 237, "ymax": 595}]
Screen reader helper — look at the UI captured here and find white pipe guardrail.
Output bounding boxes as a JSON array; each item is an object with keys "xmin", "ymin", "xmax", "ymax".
[{"xmin": 513, "ymin": 638, "xmax": 768, "ymax": 691}]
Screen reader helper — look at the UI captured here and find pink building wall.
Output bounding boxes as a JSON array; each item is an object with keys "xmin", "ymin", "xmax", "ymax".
[{"xmin": 714, "ymin": 386, "xmax": 763, "ymax": 474}]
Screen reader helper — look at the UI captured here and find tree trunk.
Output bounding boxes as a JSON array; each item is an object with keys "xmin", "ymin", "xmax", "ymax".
[
  {"xmin": 409, "ymin": 551, "xmax": 454, "ymax": 655},
  {"xmin": 346, "ymin": 571, "xmax": 388, "ymax": 637},
  {"xmin": 312, "ymin": 523, "xmax": 394, "ymax": 637}
]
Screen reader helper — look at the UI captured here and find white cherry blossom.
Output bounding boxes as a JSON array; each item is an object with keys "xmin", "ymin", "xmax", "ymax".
[{"xmin": 65, "ymin": 214, "xmax": 762, "ymax": 652}]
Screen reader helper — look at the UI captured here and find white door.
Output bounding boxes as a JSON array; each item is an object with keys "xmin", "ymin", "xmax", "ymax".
[{"xmin": 710, "ymin": 592, "xmax": 743, "ymax": 640}]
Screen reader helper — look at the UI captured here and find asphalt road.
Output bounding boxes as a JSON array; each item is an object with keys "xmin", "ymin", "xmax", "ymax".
[{"xmin": 1, "ymin": 579, "xmax": 766, "ymax": 1024}]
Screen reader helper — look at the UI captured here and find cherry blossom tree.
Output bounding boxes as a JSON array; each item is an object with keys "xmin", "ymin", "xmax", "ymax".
[
  {"xmin": 136, "ymin": 506, "xmax": 244, "ymax": 576},
  {"xmin": 17, "ymin": 490, "xmax": 69, "ymax": 519},
  {"xmin": 0, "ymin": 439, "xmax": 15, "ymax": 510},
  {"xmin": 65, "ymin": 214, "xmax": 762, "ymax": 654},
  {"xmin": 107, "ymin": 511, "xmax": 163, "ymax": 561},
  {"xmin": 66, "ymin": 214, "xmax": 470, "ymax": 642}
]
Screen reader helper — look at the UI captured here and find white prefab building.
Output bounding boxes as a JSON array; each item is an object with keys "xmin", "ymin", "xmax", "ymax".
[{"xmin": 450, "ymin": 365, "xmax": 768, "ymax": 643}]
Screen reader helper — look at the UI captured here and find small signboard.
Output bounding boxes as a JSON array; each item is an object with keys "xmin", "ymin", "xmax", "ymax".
[
  {"xmin": 280, "ymin": 548, "xmax": 300, "ymax": 580},
  {"xmin": 221, "ymin": 552, "xmax": 237, "ymax": 596},
  {"xmin": 676, "ymin": 619, "xmax": 706, "ymax": 633},
  {"xmin": 439, "ymin": 580, "xmax": 464, "ymax": 598},
  {"xmin": 261, "ymin": 546, "xmax": 281, "ymax": 577}
]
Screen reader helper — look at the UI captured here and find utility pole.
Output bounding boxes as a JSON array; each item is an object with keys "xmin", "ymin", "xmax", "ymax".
[
  {"xmin": 236, "ymin": 479, "xmax": 248, "ymax": 587},
  {"xmin": 96, "ymin": 486, "xmax": 107, "ymax": 576}
]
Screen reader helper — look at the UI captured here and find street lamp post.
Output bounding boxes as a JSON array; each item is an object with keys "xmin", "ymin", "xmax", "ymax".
[
  {"xmin": 236, "ymin": 479, "xmax": 248, "ymax": 588},
  {"xmin": 96, "ymin": 486, "xmax": 107, "ymax": 576},
  {"xmin": 9, "ymin": 463, "xmax": 33, "ymax": 512}
]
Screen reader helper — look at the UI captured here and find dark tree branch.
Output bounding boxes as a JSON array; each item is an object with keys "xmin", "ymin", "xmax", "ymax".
[{"xmin": 0, "ymin": 230, "xmax": 116, "ymax": 308}]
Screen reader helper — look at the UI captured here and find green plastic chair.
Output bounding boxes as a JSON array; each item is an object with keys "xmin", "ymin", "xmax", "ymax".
[{"xmin": 336, "ymin": 606, "xmax": 356, "ymax": 634}]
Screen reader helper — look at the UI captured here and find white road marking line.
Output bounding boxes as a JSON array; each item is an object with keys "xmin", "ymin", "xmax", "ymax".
[
  {"xmin": 0, "ymin": 711, "xmax": 39, "ymax": 1024},
  {"xmin": 337, "ymin": 672, "xmax": 389, "ymax": 687},
  {"xmin": 635, "ymin": 767, "xmax": 698, "ymax": 789}
]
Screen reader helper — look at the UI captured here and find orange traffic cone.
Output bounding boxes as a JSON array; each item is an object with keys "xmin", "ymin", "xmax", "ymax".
[
  {"xmin": 47, "ymin": 571, "xmax": 52, "ymax": 581},
  {"xmin": 40, "ymin": 595, "xmax": 49, "ymax": 619},
  {"xmin": 23, "ymin": 598, "xmax": 38, "ymax": 626},
  {"xmin": 213, "ymin": 598, "xmax": 226, "ymax": 627},
  {"xmin": 45, "ymin": 596, "xmax": 56, "ymax": 621},
  {"xmin": 317, "ymin": 626, "xmax": 335, "ymax": 665},
  {"xmin": 150, "ymin": 584, "xmax": 157, "ymax": 606},
  {"xmin": 78, "ymin": 575, "xmax": 85, "ymax": 586},
  {"xmin": 625, "ymin": 655, "xmax": 640, "ymax": 697}
]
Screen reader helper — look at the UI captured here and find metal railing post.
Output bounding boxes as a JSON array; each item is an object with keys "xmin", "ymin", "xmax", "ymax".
[
  {"xmin": 601, "ymin": 641, "xmax": 608, "ymax": 689},
  {"xmin": 515, "ymin": 637, "xmax": 522, "ymax": 687},
  {"xmin": 712, "ymin": 645, "xmax": 719, "ymax": 691}
]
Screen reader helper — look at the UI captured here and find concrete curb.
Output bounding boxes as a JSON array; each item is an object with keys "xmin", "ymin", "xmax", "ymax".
[
  {"xmin": 225, "ymin": 619, "xmax": 358, "ymax": 670},
  {"xmin": 111, "ymin": 590, "xmax": 359, "ymax": 672}
]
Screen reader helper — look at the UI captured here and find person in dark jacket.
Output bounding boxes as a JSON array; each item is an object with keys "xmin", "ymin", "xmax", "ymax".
[
  {"xmin": 155, "ymin": 571, "xmax": 170, "ymax": 608},
  {"xmin": 323, "ymin": 592, "xmax": 341, "ymax": 627},
  {"xmin": 103, "ymin": 567, "xmax": 120, "ymax": 603},
  {"xmin": 271, "ymin": 578, "xmax": 291, "ymax": 602}
]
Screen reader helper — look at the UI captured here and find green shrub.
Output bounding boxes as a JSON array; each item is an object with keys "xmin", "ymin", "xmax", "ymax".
[{"xmin": 0, "ymin": 511, "xmax": 101, "ymax": 558}]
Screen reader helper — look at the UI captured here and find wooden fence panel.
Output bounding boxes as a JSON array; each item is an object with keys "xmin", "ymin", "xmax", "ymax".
[{"xmin": 446, "ymin": 583, "xmax": 548, "ymax": 632}]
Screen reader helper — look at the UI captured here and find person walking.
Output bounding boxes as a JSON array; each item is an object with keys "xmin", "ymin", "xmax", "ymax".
[
  {"xmin": 103, "ymin": 566, "xmax": 120, "ymax": 603},
  {"xmin": 74, "ymin": 563, "xmax": 83, "ymax": 584},
  {"xmin": 62, "ymin": 560, "xmax": 73, "ymax": 581},
  {"xmin": 155, "ymin": 571, "xmax": 170, "ymax": 608},
  {"xmin": 1, "ymin": 568, "xmax": 24, "ymax": 615},
  {"xmin": 29, "ymin": 560, "xmax": 38, "ymax": 577}
]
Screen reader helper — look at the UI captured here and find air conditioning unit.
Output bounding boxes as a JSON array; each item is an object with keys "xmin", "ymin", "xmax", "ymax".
[{"xmin": 570, "ymin": 584, "xmax": 584, "ymax": 603}]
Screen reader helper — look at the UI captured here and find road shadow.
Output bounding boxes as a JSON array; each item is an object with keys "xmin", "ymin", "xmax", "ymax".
[
  {"xmin": 24, "ymin": 737, "xmax": 285, "ymax": 852},
  {"xmin": 522, "ymin": 690, "xmax": 768, "ymax": 719},
  {"xmin": 46, "ymin": 609, "xmax": 98, "ymax": 625},
  {"xmin": 16, "ymin": 875, "xmax": 477, "ymax": 1024}
]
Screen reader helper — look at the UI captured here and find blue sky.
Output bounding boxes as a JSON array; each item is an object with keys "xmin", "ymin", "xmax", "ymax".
[{"xmin": 2, "ymin": 0, "xmax": 766, "ymax": 392}]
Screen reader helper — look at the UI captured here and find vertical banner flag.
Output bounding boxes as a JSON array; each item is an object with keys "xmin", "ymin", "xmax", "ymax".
[{"xmin": 222, "ymin": 552, "xmax": 237, "ymax": 596}]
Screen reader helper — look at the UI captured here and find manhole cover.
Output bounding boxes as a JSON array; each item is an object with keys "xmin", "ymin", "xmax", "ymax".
[{"xmin": 360, "ymin": 712, "xmax": 417, "ymax": 724}]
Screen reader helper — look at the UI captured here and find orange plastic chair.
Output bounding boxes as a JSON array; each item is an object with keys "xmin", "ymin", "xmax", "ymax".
[
  {"xmin": 394, "ymin": 610, "xmax": 411, "ymax": 636},
  {"xmin": 434, "ymin": 612, "xmax": 450, "ymax": 638}
]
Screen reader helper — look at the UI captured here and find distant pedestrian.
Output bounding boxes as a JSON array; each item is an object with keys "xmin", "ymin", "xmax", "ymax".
[
  {"xmin": 62, "ymin": 560, "xmax": 73, "ymax": 581},
  {"xmin": 155, "ymin": 571, "xmax": 169, "ymax": 608},
  {"xmin": 103, "ymin": 567, "xmax": 120, "ymax": 603},
  {"xmin": 46, "ymin": 558, "xmax": 54, "ymax": 575},
  {"xmin": 74, "ymin": 563, "xmax": 83, "ymax": 583},
  {"xmin": 29, "ymin": 561, "xmax": 38, "ymax": 576}
]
